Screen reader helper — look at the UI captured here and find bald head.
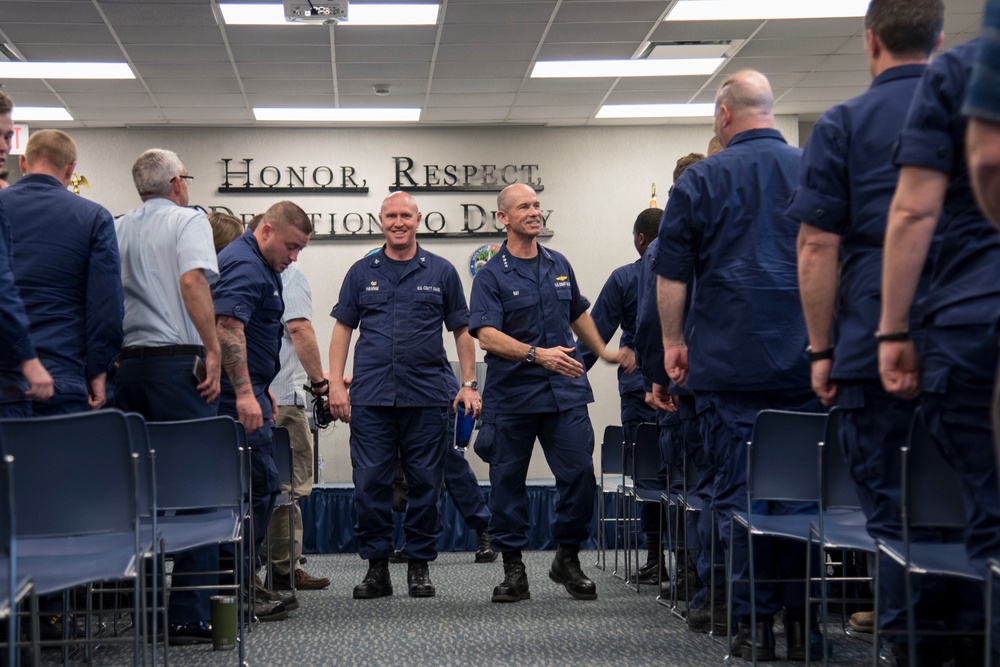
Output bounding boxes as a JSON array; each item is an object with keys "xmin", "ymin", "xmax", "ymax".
[
  {"xmin": 381, "ymin": 190, "xmax": 418, "ymax": 216},
  {"xmin": 497, "ymin": 183, "xmax": 536, "ymax": 213},
  {"xmin": 713, "ymin": 70, "xmax": 775, "ymax": 146}
]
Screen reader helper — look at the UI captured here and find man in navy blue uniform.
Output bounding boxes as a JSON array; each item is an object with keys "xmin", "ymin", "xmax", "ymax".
[
  {"xmin": 469, "ymin": 183, "xmax": 625, "ymax": 603},
  {"xmin": 580, "ymin": 207, "xmax": 663, "ymax": 584},
  {"xmin": 214, "ymin": 200, "xmax": 312, "ymax": 620},
  {"xmin": 327, "ymin": 191, "xmax": 480, "ymax": 599},
  {"xmin": 0, "ymin": 92, "xmax": 52, "ymax": 415},
  {"xmin": 966, "ymin": 0, "xmax": 1000, "ymax": 231},
  {"xmin": 656, "ymin": 70, "xmax": 821, "ymax": 661},
  {"xmin": 880, "ymin": 36, "xmax": 1000, "ymax": 662},
  {"xmin": 0, "ymin": 129, "xmax": 122, "ymax": 416},
  {"xmin": 789, "ymin": 0, "xmax": 946, "ymax": 655}
]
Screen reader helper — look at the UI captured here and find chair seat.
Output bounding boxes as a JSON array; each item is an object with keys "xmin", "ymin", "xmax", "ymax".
[
  {"xmin": 19, "ymin": 534, "xmax": 138, "ymax": 596},
  {"xmin": 633, "ymin": 487, "xmax": 666, "ymax": 503},
  {"xmin": 810, "ymin": 510, "xmax": 875, "ymax": 552},
  {"xmin": 732, "ymin": 511, "xmax": 814, "ymax": 542},
  {"xmin": 155, "ymin": 511, "xmax": 242, "ymax": 553},
  {"xmin": 878, "ymin": 538, "xmax": 983, "ymax": 580}
]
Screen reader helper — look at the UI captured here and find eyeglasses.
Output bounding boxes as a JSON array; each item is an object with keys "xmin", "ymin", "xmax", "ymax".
[{"xmin": 174, "ymin": 174, "xmax": 194, "ymax": 182}]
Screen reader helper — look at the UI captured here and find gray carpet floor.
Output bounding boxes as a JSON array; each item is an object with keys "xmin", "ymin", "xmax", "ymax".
[{"xmin": 39, "ymin": 550, "xmax": 876, "ymax": 666}]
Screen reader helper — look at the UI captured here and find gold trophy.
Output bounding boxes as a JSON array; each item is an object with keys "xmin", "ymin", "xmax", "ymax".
[{"xmin": 649, "ymin": 182, "xmax": 657, "ymax": 208}]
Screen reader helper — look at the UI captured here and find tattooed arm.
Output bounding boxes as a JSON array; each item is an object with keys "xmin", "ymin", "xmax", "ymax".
[{"xmin": 216, "ymin": 315, "xmax": 262, "ymax": 433}]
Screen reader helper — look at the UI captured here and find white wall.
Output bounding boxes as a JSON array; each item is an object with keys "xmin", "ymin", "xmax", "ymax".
[{"xmin": 66, "ymin": 118, "xmax": 798, "ymax": 482}]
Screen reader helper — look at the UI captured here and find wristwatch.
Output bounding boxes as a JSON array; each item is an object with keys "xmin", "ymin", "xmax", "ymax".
[
  {"xmin": 462, "ymin": 380, "xmax": 479, "ymax": 391},
  {"xmin": 525, "ymin": 346, "xmax": 536, "ymax": 364}
]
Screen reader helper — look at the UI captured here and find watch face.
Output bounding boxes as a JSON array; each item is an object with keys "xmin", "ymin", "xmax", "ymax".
[
  {"xmin": 464, "ymin": 380, "xmax": 478, "ymax": 390},
  {"xmin": 525, "ymin": 349, "xmax": 535, "ymax": 363}
]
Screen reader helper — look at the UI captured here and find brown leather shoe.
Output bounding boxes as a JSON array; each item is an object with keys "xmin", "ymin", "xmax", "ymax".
[
  {"xmin": 293, "ymin": 568, "xmax": 331, "ymax": 590},
  {"xmin": 268, "ymin": 568, "xmax": 331, "ymax": 591}
]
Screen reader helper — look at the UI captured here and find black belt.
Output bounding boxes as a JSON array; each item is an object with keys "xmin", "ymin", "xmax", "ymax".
[{"xmin": 121, "ymin": 345, "xmax": 204, "ymax": 359}]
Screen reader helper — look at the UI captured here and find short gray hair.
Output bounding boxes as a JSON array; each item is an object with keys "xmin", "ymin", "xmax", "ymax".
[{"xmin": 132, "ymin": 148, "xmax": 184, "ymax": 199}]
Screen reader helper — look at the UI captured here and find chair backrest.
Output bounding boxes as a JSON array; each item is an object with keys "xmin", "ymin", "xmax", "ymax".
[
  {"xmin": 819, "ymin": 408, "xmax": 861, "ymax": 510},
  {"xmin": 0, "ymin": 453, "xmax": 16, "ymax": 618},
  {"xmin": 633, "ymin": 422, "xmax": 661, "ymax": 484},
  {"xmin": 601, "ymin": 425, "xmax": 624, "ymax": 475},
  {"xmin": 903, "ymin": 409, "xmax": 966, "ymax": 529},
  {"xmin": 748, "ymin": 410, "xmax": 828, "ymax": 502},
  {"xmin": 273, "ymin": 426, "xmax": 293, "ymax": 487},
  {"xmin": 124, "ymin": 412, "xmax": 154, "ymax": 519},
  {"xmin": 146, "ymin": 416, "xmax": 242, "ymax": 512},
  {"xmin": 0, "ymin": 410, "xmax": 136, "ymax": 538}
]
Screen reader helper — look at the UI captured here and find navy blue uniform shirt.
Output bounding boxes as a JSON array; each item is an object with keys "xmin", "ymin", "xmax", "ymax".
[
  {"xmin": 895, "ymin": 38, "xmax": 1000, "ymax": 323},
  {"xmin": 580, "ymin": 260, "xmax": 644, "ymax": 397},
  {"xmin": 634, "ymin": 238, "xmax": 669, "ymax": 390},
  {"xmin": 0, "ymin": 174, "xmax": 122, "ymax": 393},
  {"xmin": 331, "ymin": 245, "xmax": 469, "ymax": 408},
  {"xmin": 213, "ymin": 229, "xmax": 284, "ymax": 419},
  {"xmin": 0, "ymin": 200, "xmax": 35, "ymax": 367},
  {"xmin": 469, "ymin": 241, "xmax": 594, "ymax": 416},
  {"xmin": 656, "ymin": 128, "xmax": 810, "ymax": 392},
  {"xmin": 787, "ymin": 64, "xmax": 928, "ymax": 380}
]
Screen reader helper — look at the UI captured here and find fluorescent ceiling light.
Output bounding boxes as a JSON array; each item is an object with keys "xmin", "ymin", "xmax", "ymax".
[
  {"xmin": 665, "ymin": 0, "xmax": 870, "ymax": 21},
  {"xmin": 596, "ymin": 104, "xmax": 716, "ymax": 119},
  {"xmin": 253, "ymin": 107, "xmax": 421, "ymax": 122},
  {"xmin": 0, "ymin": 62, "xmax": 134, "ymax": 79},
  {"xmin": 531, "ymin": 58, "xmax": 723, "ymax": 78},
  {"xmin": 220, "ymin": 3, "xmax": 439, "ymax": 25},
  {"xmin": 12, "ymin": 107, "xmax": 74, "ymax": 121}
]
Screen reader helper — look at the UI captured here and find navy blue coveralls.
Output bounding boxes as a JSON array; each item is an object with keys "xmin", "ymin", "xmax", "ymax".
[
  {"xmin": 214, "ymin": 230, "xmax": 284, "ymax": 570},
  {"xmin": 635, "ymin": 236, "xmax": 716, "ymax": 607},
  {"xmin": 656, "ymin": 128, "xmax": 821, "ymax": 620},
  {"xmin": 469, "ymin": 242, "xmax": 596, "ymax": 554},
  {"xmin": 0, "ymin": 199, "xmax": 36, "ymax": 418},
  {"xmin": 581, "ymin": 260, "xmax": 663, "ymax": 537},
  {"xmin": 0, "ymin": 173, "xmax": 123, "ymax": 415},
  {"xmin": 895, "ymin": 38, "xmax": 1000, "ymax": 641},
  {"xmin": 786, "ymin": 63, "xmax": 964, "ymax": 639},
  {"xmin": 331, "ymin": 245, "xmax": 469, "ymax": 562}
]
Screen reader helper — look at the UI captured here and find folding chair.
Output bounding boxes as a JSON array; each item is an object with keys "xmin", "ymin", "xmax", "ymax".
[
  {"xmin": 265, "ymin": 426, "xmax": 295, "ymax": 593},
  {"xmin": 805, "ymin": 408, "xmax": 876, "ymax": 666},
  {"xmin": 874, "ymin": 408, "xmax": 984, "ymax": 666},
  {"xmin": 595, "ymin": 425, "xmax": 625, "ymax": 572},
  {"xmin": 145, "ymin": 416, "xmax": 247, "ymax": 665},
  {"xmin": 0, "ymin": 409, "xmax": 142, "ymax": 667},
  {"xmin": 624, "ymin": 422, "xmax": 666, "ymax": 593},
  {"xmin": 0, "ymin": 453, "xmax": 31, "ymax": 667},
  {"xmin": 727, "ymin": 410, "xmax": 827, "ymax": 665}
]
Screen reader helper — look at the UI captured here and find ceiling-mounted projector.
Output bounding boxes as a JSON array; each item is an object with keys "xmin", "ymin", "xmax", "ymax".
[{"xmin": 283, "ymin": 0, "xmax": 348, "ymax": 24}]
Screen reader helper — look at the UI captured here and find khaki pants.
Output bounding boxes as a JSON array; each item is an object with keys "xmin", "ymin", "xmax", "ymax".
[{"xmin": 268, "ymin": 405, "xmax": 314, "ymax": 577}]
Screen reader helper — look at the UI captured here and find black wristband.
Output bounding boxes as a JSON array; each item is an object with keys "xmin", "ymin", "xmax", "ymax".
[
  {"xmin": 806, "ymin": 346, "xmax": 833, "ymax": 362},
  {"xmin": 874, "ymin": 330, "xmax": 910, "ymax": 343}
]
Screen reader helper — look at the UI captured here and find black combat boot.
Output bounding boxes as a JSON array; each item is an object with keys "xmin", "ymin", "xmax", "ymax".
[
  {"xmin": 549, "ymin": 544, "xmax": 597, "ymax": 600},
  {"xmin": 352, "ymin": 558, "xmax": 393, "ymax": 599},
  {"xmin": 492, "ymin": 551, "xmax": 530, "ymax": 602}
]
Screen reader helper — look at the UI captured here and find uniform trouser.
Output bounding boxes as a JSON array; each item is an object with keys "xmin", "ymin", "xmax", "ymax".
[
  {"xmin": 920, "ymin": 322, "xmax": 1000, "ymax": 643},
  {"xmin": 444, "ymin": 445, "xmax": 491, "ymax": 532},
  {"xmin": 836, "ymin": 380, "xmax": 964, "ymax": 641},
  {"xmin": 116, "ymin": 355, "xmax": 220, "ymax": 624},
  {"xmin": 698, "ymin": 389, "xmax": 822, "ymax": 619},
  {"xmin": 674, "ymin": 394, "xmax": 719, "ymax": 610},
  {"xmin": 0, "ymin": 371, "xmax": 30, "ymax": 417},
  {"xmin": 217, "ymin": 418, "xmax": 279, "ymax": 588},
  {"xmin": 475, "ymin": 406, "xmax": 595, "ymax": 553},
  {"xmin": 351, "ymin": 405, "xmax": 448, "ymax": 561},
  {"xmin": 268, "ymin": 405, "xmax": 313, "ymax": 577}
]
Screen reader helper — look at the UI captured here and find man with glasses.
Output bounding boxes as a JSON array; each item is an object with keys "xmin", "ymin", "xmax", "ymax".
[{"xmin": 115, "ymin": 148, "xmax": 235, "ymax": 642}]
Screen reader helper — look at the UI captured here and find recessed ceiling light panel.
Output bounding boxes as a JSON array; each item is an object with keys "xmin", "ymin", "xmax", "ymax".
[
  {"xmin": 220, "ymin": 3, "xmax": 439, "ymax": 25},
  {"xmin": 0, "ymin": 62, "xmax": 134, "ymax": 79},
  {"xmin": 665, "ymin": 0, "xmax": 870, "ymax": 21},
  {"xmin": 253, "ymin": 107, "xmax": 421, "ymax": 121},
  {"xmin": 596, "ymin": 103, "xmax": 716, "ymax": 119},
  {"xmin": 531, "ymin": 58, "xmax": 724, "ymax": 78},
  {"xmin": 12, "ymin": 107, "xmax": 74, "ymax": 121}
]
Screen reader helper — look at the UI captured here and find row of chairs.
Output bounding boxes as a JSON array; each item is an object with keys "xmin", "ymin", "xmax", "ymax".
[
  {"xmin": 598, "ymin": 407, "xmax": 990, "ymax": 666},
  {"xmin": 0, "ymin": 409, "xmax": 254, "ymax": 667}
]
